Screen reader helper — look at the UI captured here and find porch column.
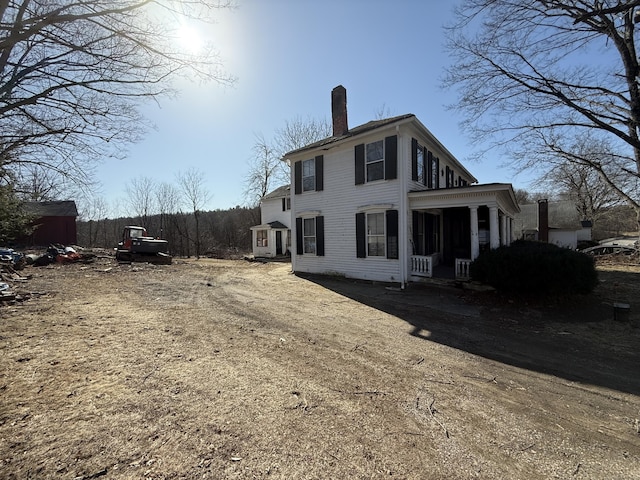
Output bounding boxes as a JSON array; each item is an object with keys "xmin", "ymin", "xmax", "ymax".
[
  {"xmin": 470, "ymin": 206, "xmax": 480, "ymax": 260},
  {"xmin": 506, "ymin": 217, "xmax": 512, "ymax": 246},
  {"xmin": 500, "ymin": 214, "xmax": 507, "ymax": 246},
  {"xmin": 489, "ymin": 206, "xmax": 500, "ymax": 249}
]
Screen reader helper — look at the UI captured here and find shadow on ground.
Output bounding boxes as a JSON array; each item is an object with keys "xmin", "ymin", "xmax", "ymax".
[{"xmin": 297, "ymin": 271, "xmax": 640, "ymax": 396}]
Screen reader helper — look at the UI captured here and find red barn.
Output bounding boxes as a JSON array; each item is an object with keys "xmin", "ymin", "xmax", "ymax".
[{"xmin": 24, "ymin": 201, "xmax": 78, "ymax": 246}]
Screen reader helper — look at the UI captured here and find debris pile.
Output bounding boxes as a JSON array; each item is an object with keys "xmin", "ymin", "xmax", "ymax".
[
  {"xmin": 0, "ymin": 244, "xmax": 97, "ymax": 304},
  {"xmin": 26, "ymin": 244, "xmax": 96, "ymax": 267}
]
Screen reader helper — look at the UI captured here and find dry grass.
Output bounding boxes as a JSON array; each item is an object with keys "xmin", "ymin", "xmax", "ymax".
[{"xmin": 0, "ymin": 257, "xmax": 639, "ymax": 479}]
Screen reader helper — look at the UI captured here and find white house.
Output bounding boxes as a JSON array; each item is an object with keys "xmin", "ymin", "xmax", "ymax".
[
  {"xmin": 280, "ymin": 85, "xmax": 520, "ymax": 286},
  {"xmin": 250, "ymin": 185, "xmax": 291, "ymax": 258},
  {"xmin": 514, "ymin": 199, "xmax": 592, "ymax": 249}
]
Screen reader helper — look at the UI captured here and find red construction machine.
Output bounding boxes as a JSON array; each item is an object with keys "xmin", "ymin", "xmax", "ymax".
[{"xmin": 115, "ymin": 225, "xmax": 172, "ymax": 264}]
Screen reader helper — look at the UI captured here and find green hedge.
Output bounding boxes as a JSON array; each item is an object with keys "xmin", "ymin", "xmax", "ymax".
[{"xmin": 469, "ymin": 240, "xmax": 598, "ymax": 294}]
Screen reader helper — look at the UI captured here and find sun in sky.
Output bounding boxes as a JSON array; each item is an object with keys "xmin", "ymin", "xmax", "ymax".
[{"xmin": 175, "ymin": 22, "xmax": 205, "ymax": 54}]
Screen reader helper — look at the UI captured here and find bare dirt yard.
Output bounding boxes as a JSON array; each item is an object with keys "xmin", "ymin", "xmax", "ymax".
[{"xmin": 1, "ymin": 254, "xmax": 639, "ymax": 479}]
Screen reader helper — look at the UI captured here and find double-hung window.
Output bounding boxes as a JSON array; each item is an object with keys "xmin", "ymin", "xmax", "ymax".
[
  {"xmin": 294, "ymin": 156, "xmax": 323, "ymax": 194},
  {"xmin": 303, "ymin": 217, "xmax": 316, "ymax": 254},
  {"xmin": 302, "ymin": 159, "xmax": 315, "ymax": 192},
  {"xmin": 366, "ymin": 213, "xmax": 385, "ymax": 256},
  {"xmin": 296, "ymin": 216, "xmax": 325, "ymax": 256},
  {"xmin": 431, "ymin": 155, "xmax": 439, "ymax": 189},
  {"xmin": 356, "ymin": 210, "xmax": 398, "ymax": 259},
  {"xmin": 416, "ymin": 143, "xmax": 425, "ymax": 185},
  {"xmin": 355, "ymin": 136, "xmax": 397, "ymax": 185},
  {"xmin": 366, "ymin": 140, "xmax": 384, "ymax": 182}
]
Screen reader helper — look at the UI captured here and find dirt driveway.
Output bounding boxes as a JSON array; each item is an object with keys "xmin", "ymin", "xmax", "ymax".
[{"xmin": 1, "ymin": 257, "xmax": 639, "ymax": 479}]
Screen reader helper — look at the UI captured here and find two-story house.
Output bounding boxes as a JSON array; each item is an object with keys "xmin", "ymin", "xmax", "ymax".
[
  {"xmin": 250, "ymin": 185, "xmax": 291, "ymax": 258},
  {"xmin": 281, "ymin": 85, "xmax": 520, "ymax": 286}
]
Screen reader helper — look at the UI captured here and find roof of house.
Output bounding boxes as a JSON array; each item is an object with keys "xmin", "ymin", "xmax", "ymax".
[
  {"xmin": 23, "ymin": 200, "xmax": 78, "ymax": 217},
  {"xmin": 262, "ymin": 185, "xmax": 290, "ymax": 201},
  {"xmin": 267, "ymin": 221, "xmax": 288, "ymax": 229},
  {"xmin": 284, "ymin": 114, "xmax": 415, "ymax": 157}
]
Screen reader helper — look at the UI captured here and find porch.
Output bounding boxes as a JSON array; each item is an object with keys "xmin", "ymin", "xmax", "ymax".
[
  {"xmin": 410, "ymin": 254, "xmax": 471, "ymax": 281},
  {"xmin": 407, "ymin": 183, "xmax": 520, "ymax": 283}
]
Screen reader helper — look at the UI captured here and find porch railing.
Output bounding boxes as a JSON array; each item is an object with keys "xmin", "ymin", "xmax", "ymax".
[
  {"xmin": 455, "ymin": 258, "xmax": 472, "ymax": 281},
  {"xmin": 410, "ymin": 255, "xmax": 434, "ymax": 278}
]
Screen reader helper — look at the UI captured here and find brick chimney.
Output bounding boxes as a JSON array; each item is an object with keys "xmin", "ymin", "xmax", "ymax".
[
  {"xmin": 538, "ymin": 199, "xmax": 549, "ymax": 242},
  {"xmin": 331, "ymin": 85, "xmax": 348, "ymax": 136}
]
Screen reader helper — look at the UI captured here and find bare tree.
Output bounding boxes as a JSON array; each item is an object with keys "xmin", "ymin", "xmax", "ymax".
[
  {"xmin": 125, "ymin": 176, "xmax": 157, "ymax": 228},
  {"xmin": 155, "ymin": 181, "xmax": 181, "ymax": 239},
  {"xmin": 538, "ymin": 135, "xmax": 626, "ymax": 223},
  {"xmin": 444, "ymin": 1, "xmax": 640, "ymax": 236},
  {"xmin": 244, "ymin": 116, "xmax": 331, "ymax": 204},
  {"xmin": 177, "ymin": 168, "xmax": 210, "ymax": 258},
  {"xmin": 0, "ymin": 0, "xmax": 234, "ymax": 190},
  {"xmin": 243, "ymin": 134, "xmax": 281, "ymax": 207},
  {"xmin": 78, "ymin": 195, "xmax": 109, "ymax": 247}
]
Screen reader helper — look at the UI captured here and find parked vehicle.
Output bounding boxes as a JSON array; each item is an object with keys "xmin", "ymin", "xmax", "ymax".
[
  {"xmin": 115, "ymin": 226, "xmax": 172, "ymax": 264},
  {"xmin": 580, "ymin": 244, "xmax": 638, "ymax": 256}
]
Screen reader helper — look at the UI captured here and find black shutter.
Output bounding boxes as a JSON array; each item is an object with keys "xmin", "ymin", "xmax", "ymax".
[
  {"xmin": 411, "ymin": 138, "xmax": 418, "ymax": 181},
  {"xmin": 296, "ymin": 217, "xmax": 303, "ymax": 254},
  {"xmin": 294, "ymin": 161, "xmax": 302, "ymax": 194},
  {"xmin": 282, "ymin": 198, "xmax": 286, "ymax": 211},
  {"xmin": 386, "ymin": 209, "xmax": 399, "ymax": 259},
  {"xmin": 435, "ymin": 157, "xmax": 440, "ymax": 189},
  {"xmin": 356, "ymin": 212, "xmax": 366, "ymax": 258},
  {"xmin": 385, "ymin": 135, "xmax": 397, "ymax": 180},
  {"xmin": 355, "ymin": 144, "xmax": 365, "ymax": 185},
  {"xmin": 316, "ymin": 216, "xmax": 324, "ymax": 256},
  {"xmin": 315, "ymin": 155, "xmax": 323, "ymax": 191},
  {"xmin": 427, "ymin": 151, "xmax": 433, "ymax": 188},
  {"xmin": 422, "ymin": 147, "xmax": 428, "ymax": 186}
]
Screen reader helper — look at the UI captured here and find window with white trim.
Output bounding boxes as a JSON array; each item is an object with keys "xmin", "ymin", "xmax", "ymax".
[
  {"xmin": 367, "ymin": 212, "xmax": 385, "ymax": 256},
  {"xmin": 256, "ymin": 229, "xmax": 267, "ymax": 247},
  {"xmin": 416, "ymin": 143, "xmax": 425, "ymax": 185},
  {"xmin": 366, "ymin": 140, "xmax": 384, "ymax": 182},
  {"xmin": 302, "ymin": 159, "xmax": 315, "ymax": 192},
  {"xmin": 303, "ymin": 217, "xmax": 316, "ymax": 254}
]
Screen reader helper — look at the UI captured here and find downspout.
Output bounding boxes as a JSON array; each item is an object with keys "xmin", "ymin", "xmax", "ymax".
[{"xmin": 397, "ymin": 124, "xmax": 407, "ymax": 290}]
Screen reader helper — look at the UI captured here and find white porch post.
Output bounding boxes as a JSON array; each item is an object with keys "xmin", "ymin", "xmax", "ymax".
[
  {"xmin": 489, "ymin": 206, "xmax": 500, "ymax": 249},
  {"xmin": 506, "ymin": 217, "xmax": 512, "ymax": 246},
  {"xmin": 500, "ymin": 214, "xmax": 507, "ymax": 246},
  {"xmin": 470, "ymin": 206, "xmax": 480, "ymax": 260}
]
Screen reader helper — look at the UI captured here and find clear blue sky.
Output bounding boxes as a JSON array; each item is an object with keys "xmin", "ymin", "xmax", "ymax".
[{"xmin": 96, "ymin": 0, "xmax": 532, "ymax": 216}]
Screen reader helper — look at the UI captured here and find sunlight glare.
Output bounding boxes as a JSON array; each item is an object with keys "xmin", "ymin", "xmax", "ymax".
[{"xmin": 176, "ymin": 23, "xmax": 204, "ymax": 54}]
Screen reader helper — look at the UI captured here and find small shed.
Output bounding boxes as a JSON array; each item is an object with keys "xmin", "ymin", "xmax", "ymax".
[{"xmin": 24, "ymin": 200, "xmax": 78, "ymax": 246}]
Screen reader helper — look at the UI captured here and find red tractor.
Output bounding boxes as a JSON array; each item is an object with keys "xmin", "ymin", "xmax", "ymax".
[{"xmin": 115, "ymin": 226, "xmax": 172, "ymax": 264}]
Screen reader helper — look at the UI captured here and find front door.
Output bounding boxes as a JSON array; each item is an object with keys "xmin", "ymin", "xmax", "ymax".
[
  {"xmin": 276, "ymin": 231, "xmax": 282, "ymax": 255},
  {"xmin": 442, "ymin": 208, "xmax": 471, "ymax": 265}
]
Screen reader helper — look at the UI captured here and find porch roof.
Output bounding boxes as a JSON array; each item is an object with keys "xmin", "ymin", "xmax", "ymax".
[
  {"xmin": 408, "ymin": 183, "xmax": 520, "ymax": 216},
  {"xmin": 250, "ymin": 221, "xmax": 289, "ymax": 231}
]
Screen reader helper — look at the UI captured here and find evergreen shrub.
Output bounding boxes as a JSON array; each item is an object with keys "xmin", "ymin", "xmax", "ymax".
[{"xmin": 469, "ymin": 240, "xmax": 598, "ymax": 294}]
